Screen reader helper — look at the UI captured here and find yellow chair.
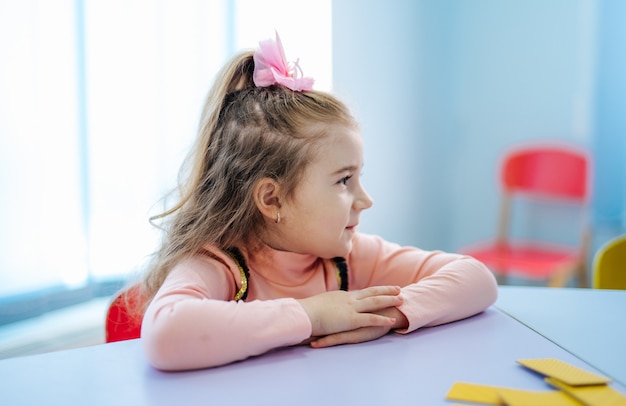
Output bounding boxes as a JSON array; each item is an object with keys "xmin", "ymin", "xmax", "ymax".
[{"xmin": 592, "ymin": 234, "xmax": 626, "ymax": 289}]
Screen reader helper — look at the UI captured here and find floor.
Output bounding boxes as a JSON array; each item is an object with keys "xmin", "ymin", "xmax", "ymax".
[{"xmin": 0, "ymin": 297, "xmax": 109, "ymax": 360}]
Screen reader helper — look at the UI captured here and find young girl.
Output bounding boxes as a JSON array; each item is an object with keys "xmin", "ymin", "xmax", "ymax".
[{"xmin": 140, "ymin": 33, "xmax": 498, "ymax": 371}]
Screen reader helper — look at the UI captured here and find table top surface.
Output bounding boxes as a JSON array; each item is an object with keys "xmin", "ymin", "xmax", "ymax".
[
  {"xmin": 0, "ymin": 287, "xmax": 624, "ymax": 405},
  {"xmin": 495, "ymin": 285, "xmax": 626, "ymax": 387}
]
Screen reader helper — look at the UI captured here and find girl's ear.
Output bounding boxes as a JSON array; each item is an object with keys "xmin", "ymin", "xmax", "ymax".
[{"xmin": 253, "ymin": 178, "xmax": 282, "ymax": 221}]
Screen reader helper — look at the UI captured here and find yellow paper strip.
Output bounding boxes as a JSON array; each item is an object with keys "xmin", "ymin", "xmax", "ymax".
[
  {"xmin": 446, "ymin": 382, "xmax": 577, "ymax": 405},
  {"xmin": 546, "ymin": 377, "xmax": 626, "ymax": 406},
  {"xmin": 497, "ymin": 387, "xmax": 583, "ymax": 406},
  {"xmin": 446, "ymin": 382, "xmax": 504, "ymax": 405},
  {"xmin": 517, "ymin": 358, "xmax": 611, "ymax": 386}
]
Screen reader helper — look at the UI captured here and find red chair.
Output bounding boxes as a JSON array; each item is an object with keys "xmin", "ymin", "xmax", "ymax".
[
  {"xmin": 460, "ymin": 142, "xmax": 592, "ymax": 287},
  {"xmin": 105, "ymin": 284, "xmax": 144, "ymax": 343}
]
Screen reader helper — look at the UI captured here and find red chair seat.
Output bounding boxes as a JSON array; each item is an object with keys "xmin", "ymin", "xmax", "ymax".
[
  {"xmin": 465, "ymin": 242, "xmax": 580, "ymax": 280},
  {"xmin": 105, "ymin": 284, "xmax": 144, "ymax": 343}
]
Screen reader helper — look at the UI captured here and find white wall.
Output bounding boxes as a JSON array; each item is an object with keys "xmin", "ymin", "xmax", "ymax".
[
  {"xmin": 332, "ymin": 0, "xmax": 427, "ymax": 247},
  {"xmin": 332, "ymin": 0, "xmax": 596, "ymax": 251}
]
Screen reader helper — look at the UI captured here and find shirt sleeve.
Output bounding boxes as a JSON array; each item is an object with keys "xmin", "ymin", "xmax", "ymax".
[
  {"xmin": 348, "ymin": 233, "xmax": 498, "ymax": 333},
  {"xmin": 141, "ymin": 254, "xmax": 312, "ymax": 371}
]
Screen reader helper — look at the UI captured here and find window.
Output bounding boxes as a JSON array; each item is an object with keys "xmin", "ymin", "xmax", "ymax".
[{"xmin": 0, "ymin": 0, "xmax": 331, "ymax": 325}]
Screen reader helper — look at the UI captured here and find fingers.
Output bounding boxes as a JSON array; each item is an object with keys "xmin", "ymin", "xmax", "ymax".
[
  {"xmin": 297, "ymin": 287, "xmax": 404, "ymax": 338},
  {"xmin": 310, "ymin": 326, "xmax": 391, "ymax": 348},
  {"xmin": 342, "ymin": 312, "xmax": 396, "ymax": 334},
  {"xmin": 356, "ymin": 294, "xmax": 403, "ymax": 312},
  {"xmin": 352, "ymin": 286, "xmax": 403, "ymax": 312},
  {"xmin": 352, "ymin": 285, "xmax": 401, "ymax": 300}
]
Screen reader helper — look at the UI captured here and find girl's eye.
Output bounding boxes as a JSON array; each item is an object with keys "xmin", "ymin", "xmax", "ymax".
[{"xmin": 338, "ymin": 175, "xmax": 353, "ymax": 186}]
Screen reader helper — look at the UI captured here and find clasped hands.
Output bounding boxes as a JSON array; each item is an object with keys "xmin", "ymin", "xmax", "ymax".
[{"xmin": 297, "ymin": 285, "xmax": 408, "ymax": 348}]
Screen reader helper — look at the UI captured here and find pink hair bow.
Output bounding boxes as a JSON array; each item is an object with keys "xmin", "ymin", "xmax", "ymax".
[{"xmin": 253, "ymin": 32, "xmax": 314, "ymax": 92}]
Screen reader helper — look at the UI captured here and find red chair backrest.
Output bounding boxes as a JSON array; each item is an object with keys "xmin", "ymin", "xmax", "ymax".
[
  {"xmin": 105, "ymin": 284, "xmax": 144, "ymax": 343},
  {"xmin": 501, "ymin": 145, "xmax": 590, "ymax": 200}
]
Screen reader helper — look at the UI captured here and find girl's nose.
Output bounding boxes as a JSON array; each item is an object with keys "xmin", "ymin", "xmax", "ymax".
[{"xmin": 355, "ymin": 184, "xmax": 373, "ymax": 211}]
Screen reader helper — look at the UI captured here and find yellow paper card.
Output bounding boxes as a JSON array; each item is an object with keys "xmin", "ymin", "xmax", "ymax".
[
  {"xmin": 546, "ymin": 377, "xmax": 626, "ymax": 406},
  {"xmin": 445, "ymin": 382, "xmax": 503, "ymax": 405},
  {"xmin": 445, "ymin": 382, "xmax": 583, "ymax": 406},
  {"xmin": 517, "ymin": 358, "xmax": 611, "ymax": 386},
  {"xmin": 497, "ymin": 387, "xmax": 584, "ymax": 406}
]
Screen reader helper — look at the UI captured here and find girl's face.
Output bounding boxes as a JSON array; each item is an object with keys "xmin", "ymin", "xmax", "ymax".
[{"xmin": 275, "ymin": 126, "xmax": 373, "ymax": 258}]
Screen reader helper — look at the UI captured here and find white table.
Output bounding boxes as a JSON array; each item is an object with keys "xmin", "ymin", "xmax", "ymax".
[
  {"xmin": 0, "ymin": 287, "xmax": 624, "ymax": 405},
  {"xmin": 496, "ymin": 285, "xmax": 626, "ymax": 386}
]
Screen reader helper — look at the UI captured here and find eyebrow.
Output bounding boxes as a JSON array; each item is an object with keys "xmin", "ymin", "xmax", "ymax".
[{"xmin": 331, "ymin": 164, "xmax": 360, "ymax": 176}]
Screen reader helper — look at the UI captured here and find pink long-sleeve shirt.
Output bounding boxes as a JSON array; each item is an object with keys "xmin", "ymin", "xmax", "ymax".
[{"xmin": 141, "ymin": 233, "xmax": 498, "ymax": 370}]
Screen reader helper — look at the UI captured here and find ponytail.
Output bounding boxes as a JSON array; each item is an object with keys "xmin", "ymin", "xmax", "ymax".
[{"xmin": 152, "ymin": 52, "xmax": 256, "ymax": 224}]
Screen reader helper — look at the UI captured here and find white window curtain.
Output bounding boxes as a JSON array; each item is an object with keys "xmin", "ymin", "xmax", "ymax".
[
  {"xmin": 0, "ymin": 0, "xmax": 85, "ymax": 294},
  {"xmin": 0, "ymin": 0, "xmax": 330, "ymax": 304}
]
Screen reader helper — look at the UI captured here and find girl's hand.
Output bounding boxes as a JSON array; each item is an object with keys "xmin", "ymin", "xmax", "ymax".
[
  {"xmin": 296, "ymin": 286, "xmax": 403, "ymax": 339},
  {"xmin": 308, "ymin": 306, "xmax": 409, "ymax": 348}
]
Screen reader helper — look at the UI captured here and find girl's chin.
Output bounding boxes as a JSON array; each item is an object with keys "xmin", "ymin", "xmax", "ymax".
[{"xmin": 332, "ymin": 239, "xmax": 353, "ymax": 258}]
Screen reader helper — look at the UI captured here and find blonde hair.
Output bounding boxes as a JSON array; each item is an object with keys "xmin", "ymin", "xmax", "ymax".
[{"xmin": 141, "ymin": 50, "xmax": 356, "ymax": 301}]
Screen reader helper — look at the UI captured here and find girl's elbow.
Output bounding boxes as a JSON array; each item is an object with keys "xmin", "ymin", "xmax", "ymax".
[
  {"xmin": 141, "ymin": 321, "xmax": 183, "ymax": 371},
  {"xmin": 471, "ymin": 257, "xmax": 499, "ymax": 304},
  {"xmin": 141, "ymin": 316, "xmax": 234, "ymax": 371}
]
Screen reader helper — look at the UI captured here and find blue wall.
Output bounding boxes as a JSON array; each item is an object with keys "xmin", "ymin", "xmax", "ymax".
[
  {"xmin": 593, "ymin": 0, "xmax": 626, "ymax": 238},
  {"xmin": 332, "ymin": 0, "xmax": 625, "ymax": 259}
]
